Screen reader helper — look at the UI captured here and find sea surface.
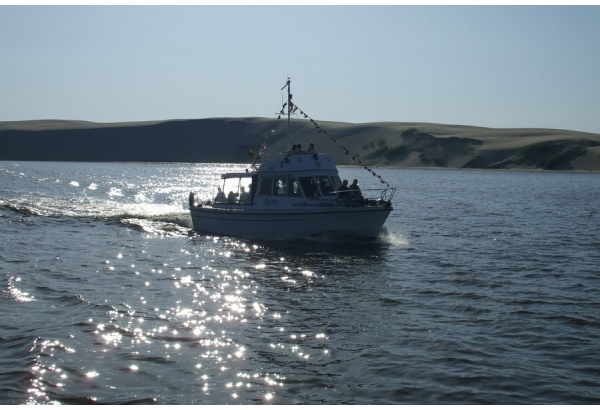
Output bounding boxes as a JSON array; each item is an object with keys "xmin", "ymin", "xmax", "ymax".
[{"xmin": 1, "ymin": 160, "xmax": 599, "ymax": 405}]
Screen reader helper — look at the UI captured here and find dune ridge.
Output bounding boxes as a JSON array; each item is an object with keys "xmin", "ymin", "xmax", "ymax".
[{"xmin": 1, "ymin": 118, "xmax": 599, "ymax": 171}]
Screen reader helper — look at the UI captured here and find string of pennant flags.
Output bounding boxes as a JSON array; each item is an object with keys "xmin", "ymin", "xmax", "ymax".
[
  {"xmin": 248, "ymin": 100, "xmax": 390, "ymax": 187},
  {"xmin": 247, "ymin": 102, "xmax": 287, "ymax": 168},
  {"xmin": 292, "ymin": 102, "xmax": 391, "ymax": 187}
]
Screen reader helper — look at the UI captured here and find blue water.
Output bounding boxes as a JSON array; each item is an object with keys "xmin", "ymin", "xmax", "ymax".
[{"xmin": 1, "ymin": 161, "xmax": 599, "ymax": 404}]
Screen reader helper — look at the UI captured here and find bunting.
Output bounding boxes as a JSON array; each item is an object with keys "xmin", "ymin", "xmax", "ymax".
[
  {"xmin": 292, "ymin": 102, "xmax": 391, "ymax": 187},
  {"xmin": 248, "ymin": 99, "xmax": 391, "ymax": 187},
  {"xmin": 248, "ymin": 102, "xmax": 287, "ymax": 169}
]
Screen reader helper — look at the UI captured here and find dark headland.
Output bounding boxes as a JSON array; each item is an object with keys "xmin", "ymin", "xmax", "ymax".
[{"xmin": 1, "ymin": 118, "xmax": 600, "ymax": 171}]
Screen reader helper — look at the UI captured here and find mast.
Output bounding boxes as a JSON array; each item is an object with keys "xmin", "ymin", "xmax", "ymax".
[{"xmin": 281, "ymin": 77, "xmax": 291, "ymax": 149}]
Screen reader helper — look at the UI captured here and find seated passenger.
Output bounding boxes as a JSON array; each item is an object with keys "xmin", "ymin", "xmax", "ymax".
[
  {"xmin": 227, "ymin": 191, "xmax": 238, "ymax": 203},
  {"xmin": 319, "ymin": 179, "xmax": 332, "ymax": 196},
  {"xmin": 291, "ymin": 143, "xmax": 304, "ymax": 154},
  {"xmin": 349, "ymin": 179, "xmax": 363, "ymax": 198},
  {"xmin": 338, "ymin": 179, "xmax": 349, "ymax": 198},
  {"xmin": 348, "ymin": 178, "xmax": 364, "ymax": 205},
  {"xmin": 214, "ymin": 187, "xmax": 226, "ymax": 202},
  {"xmin": 239, "ymin": 186, "xmax": 251, "ymax": 204}
]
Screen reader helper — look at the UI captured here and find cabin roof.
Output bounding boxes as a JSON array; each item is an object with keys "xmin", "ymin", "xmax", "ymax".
[
  {"xmin": 221, "ymin": 172, "xmax": 255, "ymax": 179},
  {"xmin": 220, "ymin": 153, "xmax": 339, "ymax": 180},
  {"xmin": 257, "ymin": 152, "xmax": 338, "ymax": 174}
]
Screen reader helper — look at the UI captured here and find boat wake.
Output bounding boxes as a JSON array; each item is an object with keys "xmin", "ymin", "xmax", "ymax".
[
  {"xmin": 0, "ymin": 202, "xmax": 40, "ymax": 217},
  {"xmin": 120, "ymin": 217, "xmax": 191, "ymax": 236},
  {"xmin": 377, "ymin": 230, "xmax": 411, "ymax": 248},
  {"xmin": 228, "ymin": 228, "xmax": 410, "ymax": 257},
  {"xmin": 2, "ymin": 199, "xmax": 407, "ymax": 243},
  {"xmin": 293, "ymin": 228, "xmax": 410, "ymax": 248},
  {"xmin": 1, "ymin": 199, "xmax": 193, "ymax": 237}
]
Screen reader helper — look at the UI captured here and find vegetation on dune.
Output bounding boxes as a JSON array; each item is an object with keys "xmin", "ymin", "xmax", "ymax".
[
  {"xmin": 360, "ymin": 128, "xmax": 599, "ymax": 171},
  {"xmin": 363, "ymin": 127, "xmax": 483, "ymax": 167},
  {"xmin": 490, "ymin": 139, "xmax": 600, "ymax": 170}
]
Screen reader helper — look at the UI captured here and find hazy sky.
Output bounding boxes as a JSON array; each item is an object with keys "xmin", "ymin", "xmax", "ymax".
[{"xmin": 2, "ymin": 5, "xmax": 600, "ymax": 133}]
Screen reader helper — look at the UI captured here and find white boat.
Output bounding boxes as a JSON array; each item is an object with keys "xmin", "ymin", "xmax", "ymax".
[{"xmin": 189, "ymin": 79, "xmax": 395, "ymax": 240}]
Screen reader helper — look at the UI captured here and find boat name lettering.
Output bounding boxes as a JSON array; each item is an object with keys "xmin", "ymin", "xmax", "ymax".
[{"xmin": 263, "ymin": 199, "xmax": 279, "ymax": 207}]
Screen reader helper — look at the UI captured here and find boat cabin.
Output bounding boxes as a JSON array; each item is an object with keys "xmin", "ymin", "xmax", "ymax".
[{"xmin": 210, "ymin": 152, "xmax": 351, "ymax": 209}]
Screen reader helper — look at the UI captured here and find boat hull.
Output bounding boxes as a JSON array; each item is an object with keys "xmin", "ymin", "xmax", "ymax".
[{"xmin": 189, "ymin": 205, "xmax": 392, "ymax": 240}]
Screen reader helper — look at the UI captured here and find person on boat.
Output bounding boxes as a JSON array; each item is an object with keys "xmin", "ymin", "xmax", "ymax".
[
  {"xmin": 349, "ymin": 179, "xmax": 362, "ymax": 197},
  {"xmin": 319, "ymin": 178, "xmax": 332, "ymax": 196},
  {"xmin": 214, "ymin": 187, "xmax": 226, "ymax": 202},
  {"xmin": 227, "ymin": 190, "xmax": 238, "ymax": 203},
  {"xmin": 239, "ymin": 186, "xmax": 251, "ymax": 204},
  {"xmin": 302, "ymin": 177, "xmax": 318, "ymax": 198},
  {"xmin": 349, "ymin": 178, "xmax": 364, "ymax": 206},
  {"xmin": 338, "ymin": 179, "xmax": 349, "ymax": 198},
  {"xmin": 307, "ymin": 142, "xmax": 316, "ymax": 153}
]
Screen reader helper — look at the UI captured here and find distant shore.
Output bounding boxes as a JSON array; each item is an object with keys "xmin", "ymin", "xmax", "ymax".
[{"xmin": 2, "ymin": 118, "xmax": 599, "ymax": 172}]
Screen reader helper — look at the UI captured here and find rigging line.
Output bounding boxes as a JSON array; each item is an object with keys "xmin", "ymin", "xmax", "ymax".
[
  {"xmin": 291, "ymin": 101, "xmax": 391, "ymax": 187},
  {"xmin": 249, "ymin": 101, "xmax": 288, "ymax": 169}
]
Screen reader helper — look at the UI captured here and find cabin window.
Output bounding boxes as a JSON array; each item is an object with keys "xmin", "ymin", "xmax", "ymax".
[
  {"xmin": 239, "ymin": 177, "xmax": 253, "ymax": 204},
  {"xmin": 275, "ymin": 178, "xmax": 287, "ymax": 196},
  {"xmin": 258, "ymin": 177, "xmax": 303, "ymax": 198},
  {"xmin": 223, "ymin": 178, "xmax": 240, "ymax": 203},
  {"xmin": 286, "ymin": 178, "xmax": 303, "ymax": 197},
  {"xmin": 315, "ymin": 176, "xmax": 336, "ymax": 196},
  {"xmin": 217, "ymin": 176, "xmax": 254, "ymax": 204},
  {"xmin": 259, "ymin": 178, "xmax": 273, "ymax": 195},
  {"xmin": 331, "ymin": 176, "xmax": 342, "ymax": 191},
  {"xmin": 299, "ymin": 176, "xmax": 318, "ymax": 198}
]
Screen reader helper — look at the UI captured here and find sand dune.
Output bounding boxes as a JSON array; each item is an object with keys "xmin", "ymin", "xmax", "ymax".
[{"xmin": 1, "ymin": 118, "xmax": 599, "ymax": 171}]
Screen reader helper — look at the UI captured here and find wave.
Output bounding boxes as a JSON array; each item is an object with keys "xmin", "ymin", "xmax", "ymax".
[
  {"xmin": 54, "ymin": 396, "xmax": 157, "ymax": 405},
  {"xmin": 52, "ymin": 294, "xmax": 87, "ymax": 307},
  {"xmin": 0, "ymin": 335, "xmax": 39, "ymax": 403},
  {"xmin": 0, "ymin": 203, "xmax": 40, "ymax": 217}
]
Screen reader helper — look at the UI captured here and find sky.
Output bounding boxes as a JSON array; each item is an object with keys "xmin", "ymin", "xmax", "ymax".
[{"xmin": 1, "ymin": 4, "xmax": 600, "ymax": 134}]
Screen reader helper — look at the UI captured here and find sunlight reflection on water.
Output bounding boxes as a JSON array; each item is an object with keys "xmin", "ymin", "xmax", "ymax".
[{"xmin": 38, "ymin": 235, "xmax": 319, "ymax": 404}]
